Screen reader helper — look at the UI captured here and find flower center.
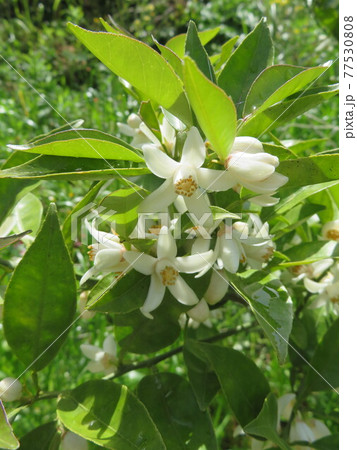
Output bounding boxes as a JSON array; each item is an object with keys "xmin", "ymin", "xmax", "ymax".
[
  {"xmin": 326, "ymin": 229, "xmax": 339, "ymax": 241},
  {"xmin": 263, "ymin": 246, "xmax": 274, "ymax": 261},
  {"xmin": 330, "ymin": 296, "xmax": 339, "ymax": 304},
  {"xmin": 174, "ymin": 176, "xmax": 198, "ymax": 197},
  {"xmin": 160, "ymin": 265, "xmax": 179, "ymax": 286},
  {"xmin": 148, "ymin": 225, "xmax": 163, "ymax": 235}
]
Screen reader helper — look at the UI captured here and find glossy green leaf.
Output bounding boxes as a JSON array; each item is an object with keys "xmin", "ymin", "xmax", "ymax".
[
  {"xmin": 244, "ymin": 393, "xmax": 290, "ymax": 449},
  {"xmin": 230, "ymin": 277, "xmax": 293, "ymax": 364},
  {"xmin": 304, "ymin": 320, "xmax": 339, "ymax": 392},
  {"xmin": 281, "ymin": 138, "xmax": 328, "ymax": 154},
  {"xmin": 215, "ymin": 35, "xmax": 239, "ymax": 69},
  {"xmin": 0, "ymin": 402, "xmax": 19, "ymax": 449},
  {"xmin": 278, "ymin": 240, "xmax": 338, "ymax": 266},
  {"xmin": 278, "ymin": 154, "xmax": 339, "ymax": 188},
  {"xmin": 3, "ymin": 204, "xmax": 77, "ymax": 371},
  {"xmin": 183, "ymin": 57, "xmax": 237, "ymax": 159},
  {"xmin": 262, "ymin": 143, "xmax": 297, "ymax": 161},
  {"xmin": 153, "ymin": 38, "xmax": 183, "ymax": 79},
  {"xmin": 166, "ymin": 27, "xmax": 220, "ymax": 58},
  {"xmin": 310, "ymin": 434, "xmax": 339, "ymax": 449},
  {"xmin": 270, "ymin": 203, "xmax": 326, "ymax": 236},
  {"xmin": 243, "ymin": 65, "xmax": 327, "ymax": 116},
  {"xmin": 183, "ymin": 339, "xmax": 220, "ymax": 411},
  {"xmin": 218, "ymin": 19, "xmax": 274, "ymax": 116},
  {"xmin": 237, "ymin": 84, "xmax": 339, "ymax": 137},
  {"xmin": 89, "ymin": 271, "xmax": 150, "ymax": 313},
  {"xmin": 57, "ymin": 380, "xmax": 165, "ymax": 449},
  {"xmin": 113, "ymin": 291, "xmax": 186, "ymax": 354},
  {"xmin": 185, "ymin": 21, "xmax": 215, "ymax": 82},
  {"xmin": 0, "ymin": 154, "xmax": 149, "ymax": 181},
  {"xmin": 0, "ymin": 230, "xmax": 32, "ymax": 250},
  {"xmin": 99, "ymin": 17, "xmax": 127, "ymax": 35},
  {"xmin": 137, "ymin": 373, "xmax": 217, "ymax": 450},
  {"xmin": 0, "ymin": 152, "xmax": 39, "ymax": 224},
  {"xmin": 9, "ymin": 129, "xmax": 143, "ymax": 161},
  {"xmin": 139, "ymin": 101, "xmax": 161, "ymax": 134},
  {"xmin": 19, "ymin": 421, "xmax": 60, "ymax": 450},
  {"xmin": 68, "ymin": 23, "xmax": 192, "ymax": 125},
  {"xmin": 188, "ymin": 341, "xmax": 270, "ymax": 427},
  {"xmin": 100, "ymin": 184, "xmax": 148, "ymax": 238},
  {"xmin": 62, "ymin": 180, "xmax": 106, "ymax": 248},
  {"xmin": 14, "ymin": 193, "xmax": 43, "ymax": 235}
]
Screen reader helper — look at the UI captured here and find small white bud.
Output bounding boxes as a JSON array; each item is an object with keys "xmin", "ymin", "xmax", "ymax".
[
  {"xmin": 127, "ymin": 113, "xmax": 142, "ymax": 129},
  {"xmin": 0, "ymin": 377, "xmax": 22, "ymax": 402},
  {"xmin": 62, "ymin": 431, "xmax": 88, "ymax": 450},
  {"xmin": 187, "ymin": 299, "xmax": 210, "ymax": 323}
]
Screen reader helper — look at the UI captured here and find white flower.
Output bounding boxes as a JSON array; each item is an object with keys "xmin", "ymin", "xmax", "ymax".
[
  {"xmin": 225, "ymin": 137, "xmax": 288, "ymax": 195},
  {"xmin": 123, "ymin": 226, "xmax": 214, "ymax": 318},
  {"xmin": 78, "ymin": 291, "xmax": 96, "ymax": 320},
  {"xmin": 322, "ymin": 220, "xmax": 339, "ymax": 241},
  {"xmin": 306, "ymin": 263, "xmax": 339, "ymax": 313},
  {"xmin": 117, "ymin": 113, "xmax": 152, "ymax": 149},
  {"xmin": 80, "ymin": 335, "xmax": 118, "ymax": 375},
  {"xmin": 290, "ymin": 415, "xmax": 330, "ymax": 448},
  {"xmin": 80, "ymin": 220, "xmax": 129, "ymax": 285},
  {"xmin": 61, "ymin": 431, "xmax": 88, "ymax": 450},
  {"xmin": 187, "ymin": 299, "xmax": 210, "ymax": 323},
  {"xmin": 204, "ymin": 269, "xmax": 229, "ymax": 305},
  {"xmin": 0, "ymin": 377, "xmax": 22, "ymax": 402},
  {"xmin": 138, "ymin": 127, "xmax": 236, "ymax": 226}
]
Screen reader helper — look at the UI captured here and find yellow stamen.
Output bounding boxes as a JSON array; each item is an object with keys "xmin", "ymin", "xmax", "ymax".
[
  {"xmin": 160, "ymin": 266, "xmax": 179, "ymax": 286},
  {"xmin": 175, "ymin": 176, "xmax": 198, "ymax": 197},
  {"xmin": 326, "ymin": 229, "xmax": 339, "ymax": 241}
]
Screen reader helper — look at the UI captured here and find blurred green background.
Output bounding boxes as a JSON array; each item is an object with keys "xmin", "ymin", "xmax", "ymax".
[{"xmin": 0, "ymin": 1, "xmax": 338, "ymax": 448}]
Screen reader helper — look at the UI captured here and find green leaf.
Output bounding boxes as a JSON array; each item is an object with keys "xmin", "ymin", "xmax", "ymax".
[
  {"xmin": 19, "ymin": 422, "xmax": 60, "ymax": 450},
  {"xmin": 153, "ymin": 38, "xmax": 184, "ymax": 79},
  {"xmin": 68, "ymin": 24, "xmax": 191, "ymax": 125},
  {"xmin": 312, "ymin": 0, "xmax": 338, "ymax": 39},
  {"xmin": 113, "ymin": 292, "xmax": 184, "ymax": 354},
  {"xmin": 0, "ymin": 154, "xmax": 149, "ymax": 181},
  {"xmin": 0, "ymin": 230, "xmax": 32, "ymax": 250},
  {"xmin": 100, "ymin": 184, "xmax": 148, "ymax": 238},
  {"xmin": 304, "ymin": 320, "xmax": 339, "ymax": 392},
  {"xmin": 0, "ymin": 402, "xmax": 19, "ymax": 449},
  {"xmin": 62, "ymin": 180, "xmax": 106, "ymax": 248},
  {"xmin": 89, "ymin": 271, "xmax": 150, "ymax": 313},
  {"xmin": 262, "ymin": 143, "xmax": 297, "ymax": 161},
  {"xmin": 187, "ymin": 341, "xmax": 270, "ymax": 427},
  {"xmin": 261, "ymin": 180, "xmax": 339, "ymax": 221},
  {"xmin": 3, "ymin": 204, "xmax": 77, "ymax": 371},
  {"xmin": 310, "ymin": 434, "xmax": 339, "ymax": 450},
  {"xmin": 237, "ymin": 84, "xmax": 338, "ymax": 137},
  {"xmin": 57, "ymin": 380, "xmax": 165, "ymax": 449},
  {"xmin": 230, "ymin": 277, "xmax": 293, "ymax": 364},
  {"xmin": 218, "ymin": 19, "xmax": 274, "ymax": 116},
  {"xmin": 185, "ymin": 21, "xmax": 215, "ymax": 82},
  {"xmin": 137, "ymin": 373, "xmax": 217, "ymax": 450},
  {"xmin": 183, "ymin": 339, "xmax": 220, "ymax": 411},
  {"xmin": 166, "ymin": 27, "xmax": 220, "ymax": 58},
  {"xmin": 270, "ymin": 203, "xmax": 326, "ymax": 236},
  {"xmin": 9, "ymin": 129, "xmax": 143, "ymax": 161},
  {"xmin": 243, "ymin": 65, "xmax": 327, "ymax": 116},
  {"xmin": 244, "ymin": 393, "xmax": 290, "ymax": 449},
  {"xmin": 278, "ymin": 154, "xmax": 339, "ymax": 188},
  {"xmin": 215, "ymin": 36, "xmax": 239, "ymax": 70},
  {"xmin": 14, "ymin": 193, "xmax": 43, "ymax": 235},
  {"xmin": 278, "ymin": 240, "xmax": 338, "ymax": 266},
  {"xmin": 283, "ymin": 138, "xmax": 328, "ymax": 154},
  {"xmin": 139, "ymin": 101, "xmax": 161, "ymax": 134},
  {"xmin": 183, "ymin": 57, "xmax": 237, "ymax": 159}
]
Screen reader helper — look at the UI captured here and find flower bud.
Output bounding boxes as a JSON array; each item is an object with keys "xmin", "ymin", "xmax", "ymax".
[
  {"xmin": 187, "ymin": 299, "xmax": 210, "ymax": 323},
  {"xmin": 0, "ymin": 377, "xmax": 22, "ymax": 402},
  {"xmin": 127, "ymin": 113, "xmax": 142, "ymax": 129},
  {"xmin": 204, "ymin": 270, "xmax": 229, "ymax": 305},
  {"xmin": 62, "ymin": 431, "xmax": 88, "ymax": 450}
]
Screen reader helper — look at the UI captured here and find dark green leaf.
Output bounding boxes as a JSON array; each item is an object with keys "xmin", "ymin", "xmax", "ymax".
[
  {"xmin": 57, "ymin": 380, "xmax": 165, "ymax": 449},
  {"xmin": 0, "ymin": 230, "xmax": 32, "ymax": 250},
  {"xmin": 244, "ymin": 393, "xmax": 291, "ymax": 449},
  {"xmin": 19, "ymin": 422, "xmax": 60, "ymax": 450},
  {"xmin": 187, "ymin": 341, "xmax": 270, "ymax": 427},
  {"xmin": 310, "ymin": 434, "xmax": 339, "ymax": 449},
  {"xmin": 166, "ymin": 27, "xmax": 220, "ymax": 58},
  {"xmin": 137, "ymin": 373, "xmax": 217, "ymax": 450},
  {"xmin": 3, "ymin": 204, "xmax": 77, "ymax": 371},
  {"xmin": 304, "ymin": 320, "xmax": 339, "ymax": 392},
  {"xmin": 278, "ymin": 240, "xmax": 338, "ymax": 266},
  {"xmin": 185, "ymin": 21, "xmax": 215, "ymax": 82},
  {"xmin": 68, "ymin": 23, "xmax": 192, "ymax": 125},
  {"xmin": 218, "ymin": 19, "xmax": 274, "ymax": 116}
]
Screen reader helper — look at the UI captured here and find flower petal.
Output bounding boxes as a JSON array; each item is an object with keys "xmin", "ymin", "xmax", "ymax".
[
  {"xmin": 204, "ymin": 269, "xmax": 229, "ymax": 305},
  {"xmin": 219, "ymin": 235, "xmax": 240, "ymax": 273},
  {"xmin": 86, "ymin": 361, "xmax": 105, "ymax": 373},
  {"xmin": 181, "ymin": 126, "xmax": 206, "ymax": 167},
  {"xmin": 187, "ymin": 299, "xmax": 210, "ymax": 322},
  {"xmin": 191, "ymin": 236, "xmax": 211, "ymax": 254},
  {"xmin": 80, "ymin": 344, "xmax": 101, "ymax": 360},
  {"xmin": 141, "ymin": 274, "xmax": 166, "ymax": 318},
  {"xmin": 142, "ymin": 143, "xmax": 178, "ymax": 178},
  {"xmin": 249, "ymin": 194, "xmax": 280, "ymax": 206},
  {"xmin": 123, "ymin": 251, "xmax": 156, "ymax": 275},
  {"xmin": 157, "ymin": 226, "xmax": 177, "ymax": 260},
  {"xmin": 231, "ymin": 136, "xmax": 263, "ymax": 154},
  {"xmin": 242, "ymin": 172, "xmax": 289, "ymax": 194},
  {"xmin": 184, "ymin": 190, "xmax": 213, "ymax": 228},
  {"xmin": 138, "ymin": 178, "xmax": 177, "ymax": 213},
  {"xmin": 85, "ymin": 219, "xmax": 121, "ymax": 248},
  {"xmin": 227, "ymin": 152, "xmax": 278, "ymax": 182},
  {"xmin": 175, "ymin": 250, "xmax": 214, "ymax": 274},
  {"xmin": 168, "ymin": 276, "xmax": 199, "ymax": 305},
  {"xmin": 103, "ymin": 335, "xmax": 117, "ymax": 356},
  {"xmin": 197, "ymin": 167, "xmax": 237, "ymax": 191}
]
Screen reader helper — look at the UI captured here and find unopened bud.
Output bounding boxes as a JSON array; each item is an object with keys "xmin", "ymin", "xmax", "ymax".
[
  {"xmin": 204, "ymin": 270, "xmax": 229, "ymax": 305},
  {"xmin": 187, "ymin": 299, "xmax": 210, "ymax": 323},
  {"xmin": 0, "ymin": 377, "xmax": 22, "ymax": 402}
]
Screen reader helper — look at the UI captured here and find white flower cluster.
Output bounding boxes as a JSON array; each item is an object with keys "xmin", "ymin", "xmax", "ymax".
[{"xmin": 81, "ymin": 114, "xmax": 289, "ymax": 321}]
